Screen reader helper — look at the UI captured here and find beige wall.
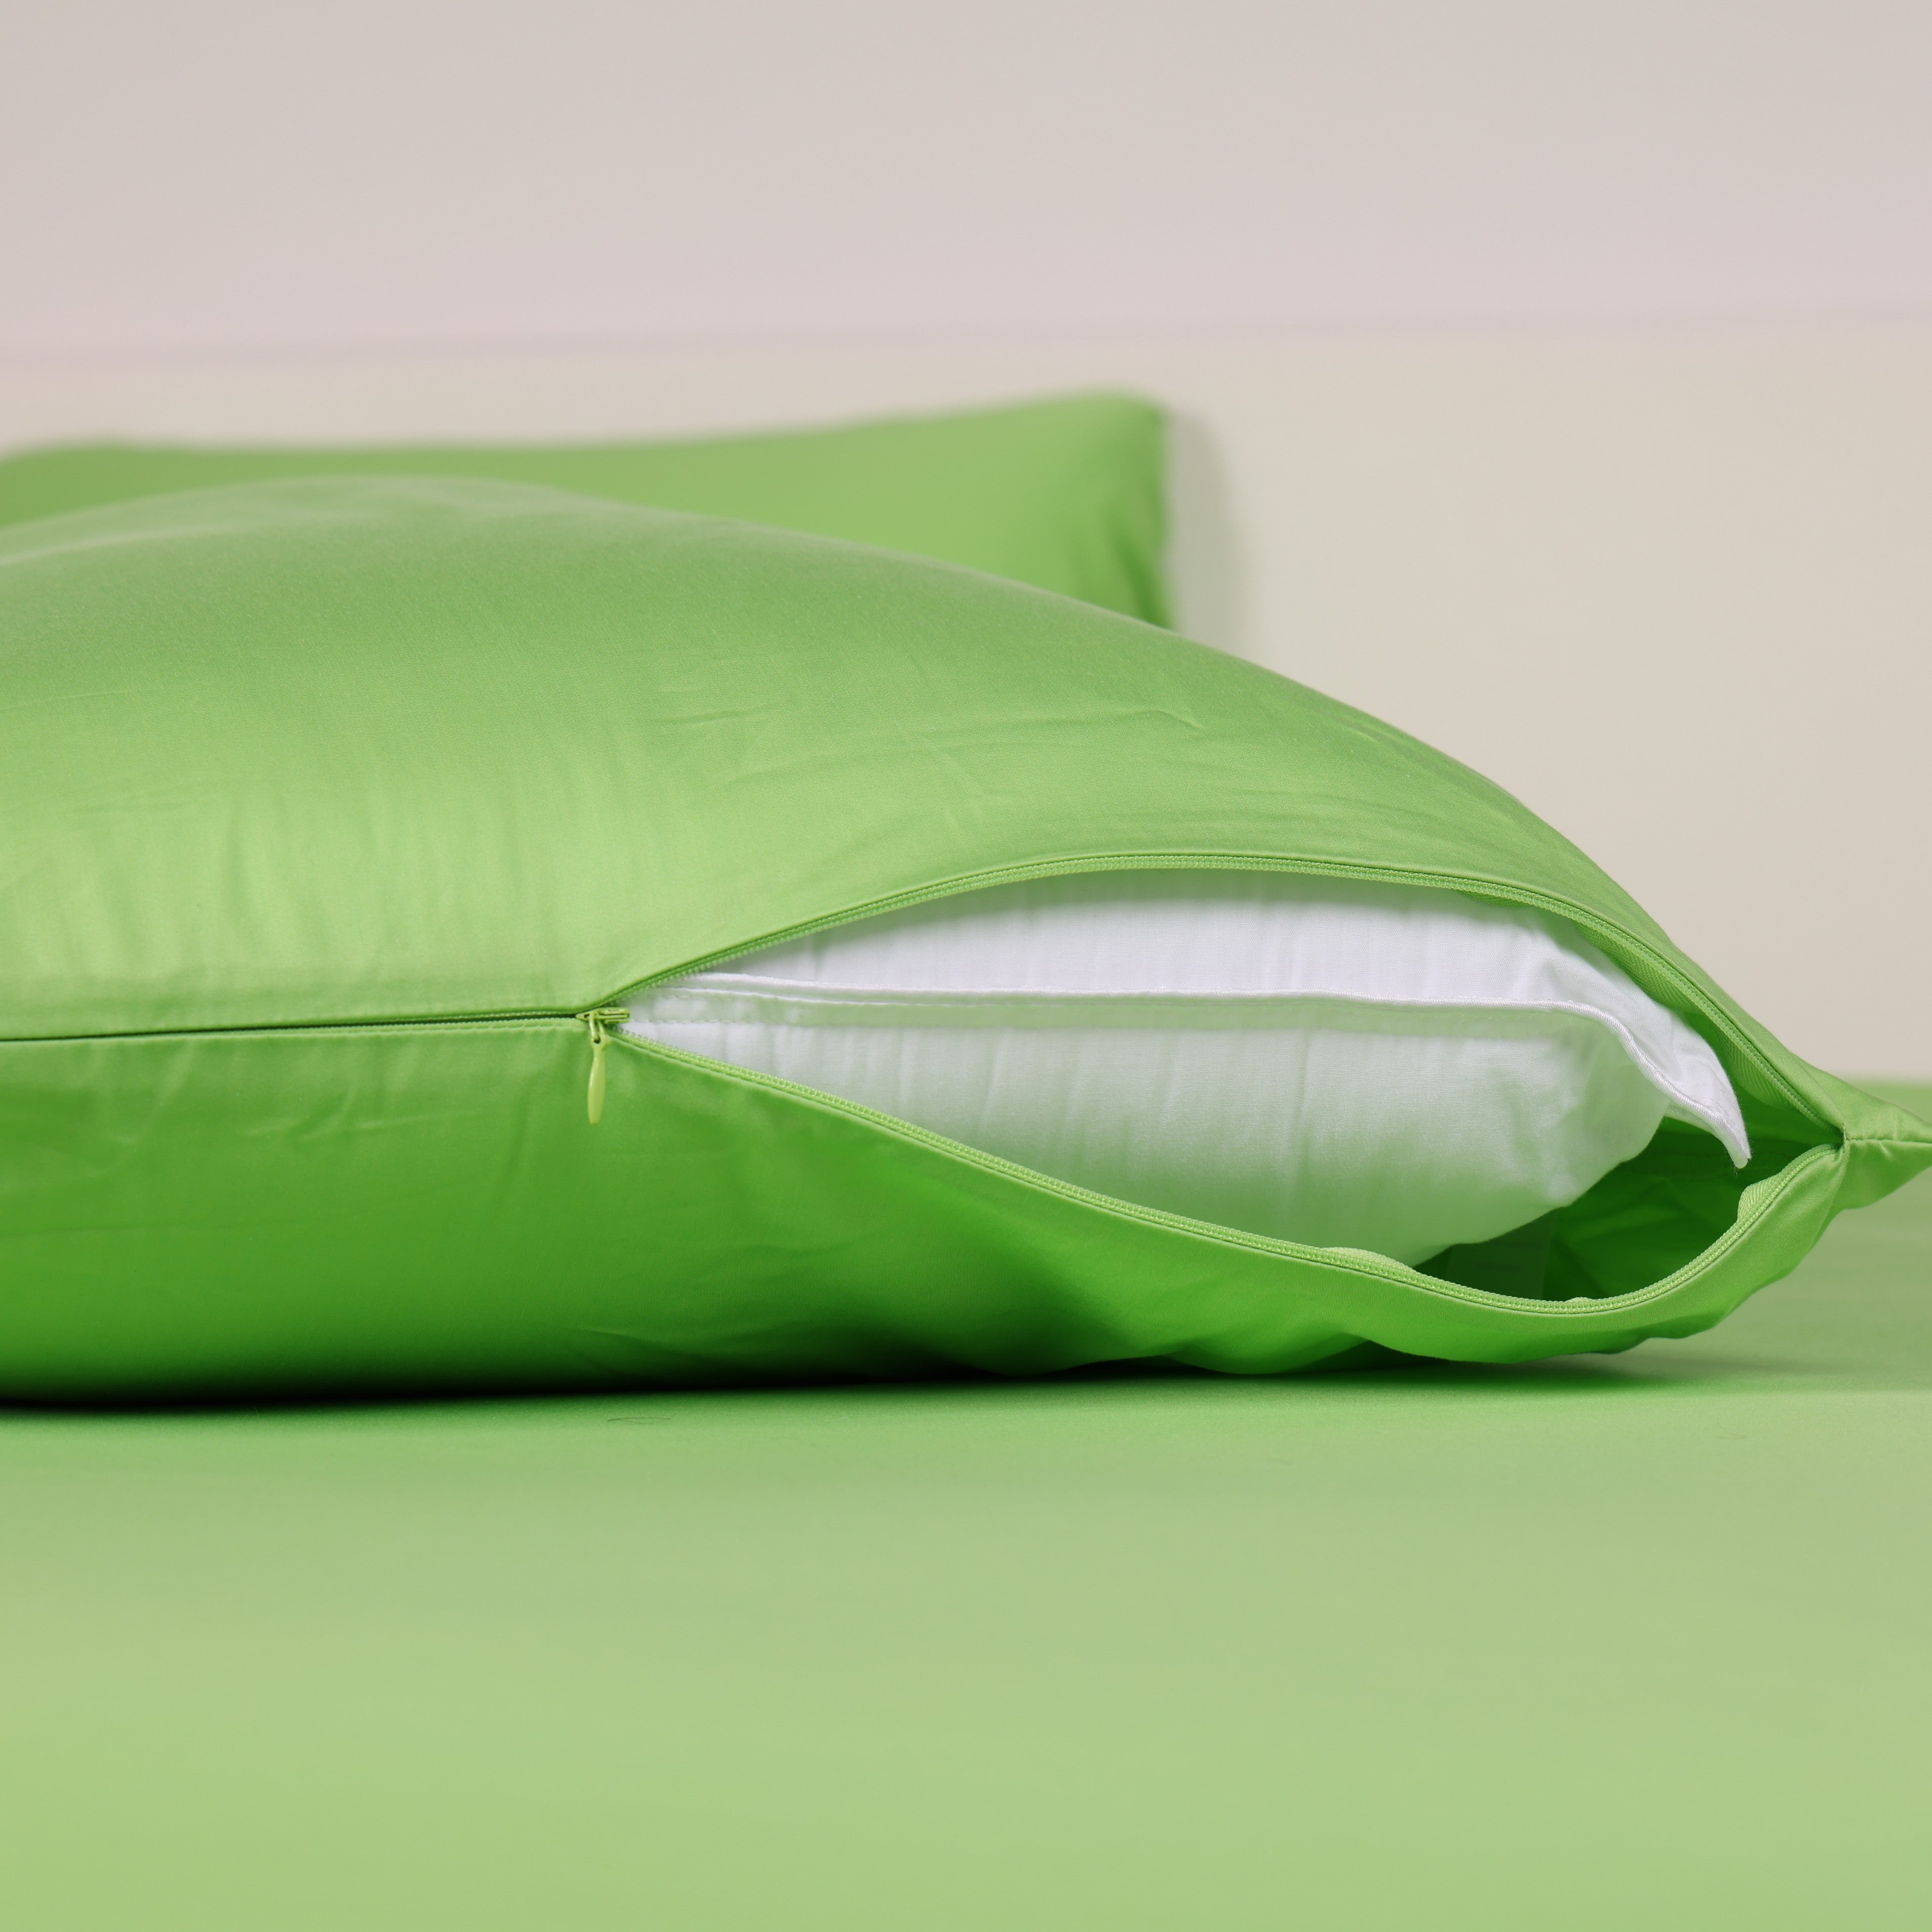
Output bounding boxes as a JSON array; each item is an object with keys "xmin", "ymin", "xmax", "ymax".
[{"xmin": 4, "ymin": 3, "xmax": 1930, "ymax": 358}]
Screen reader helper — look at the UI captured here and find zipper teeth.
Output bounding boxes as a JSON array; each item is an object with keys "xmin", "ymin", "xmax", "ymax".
[
  {"xmin": 12, "ymin": 1009, "xmax": 572, "ymax": 1047},
  {"xmin": 616, "ymin": 1029, "xmax": 1837, "ymax": 1316}
]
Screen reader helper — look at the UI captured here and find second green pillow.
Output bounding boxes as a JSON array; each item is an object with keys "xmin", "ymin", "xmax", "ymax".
[{"xmin": 0, "ymin": 392, "xmax": 1170, "ymax": 622}]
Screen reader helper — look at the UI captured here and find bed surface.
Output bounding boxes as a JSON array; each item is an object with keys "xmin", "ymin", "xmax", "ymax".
[{"xmin": 6, "ymin": 1084, "xmax": 1926, "ymax": 1930}]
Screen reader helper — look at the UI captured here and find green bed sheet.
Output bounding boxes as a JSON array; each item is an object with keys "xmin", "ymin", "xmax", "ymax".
[{"xmin": 5, "ymin": 1084, "xmax": 1928, "ymax": 1930}]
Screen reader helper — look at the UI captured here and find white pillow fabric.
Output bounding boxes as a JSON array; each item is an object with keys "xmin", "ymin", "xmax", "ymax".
[{"xmin": 626, "ymin": 872, "xmax": 1748, "ymax": 1265}]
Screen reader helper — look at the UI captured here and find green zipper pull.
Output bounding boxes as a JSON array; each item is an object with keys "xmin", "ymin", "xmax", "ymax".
[{"xmin": 579, "ymin": 1007, "xmax": 632, "ymax": 1124}]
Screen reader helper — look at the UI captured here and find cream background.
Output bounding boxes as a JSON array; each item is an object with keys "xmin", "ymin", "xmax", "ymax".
[{"xmin": 4, "ymin": 2, "xmax": 1930, "ymax": 354}]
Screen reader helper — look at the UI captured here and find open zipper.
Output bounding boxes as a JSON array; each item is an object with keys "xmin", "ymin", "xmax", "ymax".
[
  {"xmin": 15, "ymin": 850, "xmax": 1842, "ymax": 1319},
  {"xmin": 572, "ymin": 854, "xmax": 1851, "ymax": 1311}
]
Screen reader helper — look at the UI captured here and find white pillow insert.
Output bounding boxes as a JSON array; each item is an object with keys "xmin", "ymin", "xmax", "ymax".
[{"xmin": 626, "ymin": 872, "xmax": 1748, "ymax": 1266}]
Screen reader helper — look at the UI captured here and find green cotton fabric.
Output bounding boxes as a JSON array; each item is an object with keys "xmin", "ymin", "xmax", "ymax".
[
  {"xmin": 0, "ymin": 392, "xmax": 1170, "ymax": 624},
  {"xmin": 0, "ymin": 476, "xmax": 1924, "ymax": 1401}
]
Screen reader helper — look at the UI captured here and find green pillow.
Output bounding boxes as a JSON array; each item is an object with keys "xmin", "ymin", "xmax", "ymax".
[
  {"xmin": 0, "ymin": 392, "xmax": 1169, "ymax": 623},
  {"xmin": 0, "ymin": 476, "xmax": 1924, "ymax": 1401}
]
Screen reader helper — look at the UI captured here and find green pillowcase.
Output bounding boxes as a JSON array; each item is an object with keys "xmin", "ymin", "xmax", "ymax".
[
  {"xmin": 0, "ymin": 393, "xmax": 1169, "ymax": 623},
  {"xmin": 1, "ymin": 475, "xmax": 1924, "ymax": 1401}
]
